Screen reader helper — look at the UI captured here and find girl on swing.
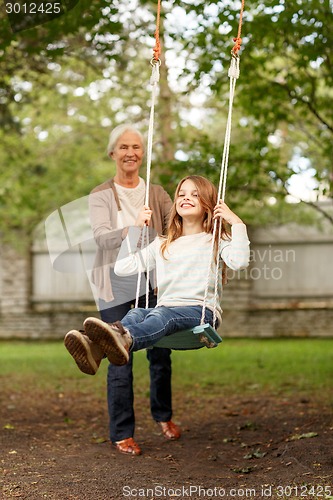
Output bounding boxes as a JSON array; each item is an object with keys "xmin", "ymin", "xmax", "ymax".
[{"xmin": 67, "ymin": 175, "xmax": 250, "ymax": 366}]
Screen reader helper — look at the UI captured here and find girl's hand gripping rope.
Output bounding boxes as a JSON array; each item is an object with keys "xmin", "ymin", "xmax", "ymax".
[{"xmin": 213, "ymin": 200, "xmax": 243, "ymax": 225}]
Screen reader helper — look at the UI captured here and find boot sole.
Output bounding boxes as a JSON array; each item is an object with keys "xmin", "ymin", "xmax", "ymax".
[
  {"xmin": 64, "ymin": 330, "xmax": 98, "ymax": 375},
  {"xmin": 83, "ymin": 317, "xmax": 129, "ymax": 366}
]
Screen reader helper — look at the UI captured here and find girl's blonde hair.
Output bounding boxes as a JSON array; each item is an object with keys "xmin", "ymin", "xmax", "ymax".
[{"xmin": 160, "ymin": 175, "xmax": 230, "ymax": 261}]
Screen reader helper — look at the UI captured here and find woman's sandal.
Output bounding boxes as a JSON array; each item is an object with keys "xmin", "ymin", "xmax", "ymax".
[
  {"xmin": 114, "ymin": 437, "xmax": 142, "ymax": 455},
  {"xmin": 159, "ymin": 420, "xmax": 181, "ymax": 440}
]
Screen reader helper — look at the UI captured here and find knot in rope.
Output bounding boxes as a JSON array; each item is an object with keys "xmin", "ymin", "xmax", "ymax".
[
  {"xmin": 231, "ymin": 0, "xmax": 245, "ymax": 55},
  {"xmin": 232, "ymin": 36, "xmax": 242, "ymax": 55}
]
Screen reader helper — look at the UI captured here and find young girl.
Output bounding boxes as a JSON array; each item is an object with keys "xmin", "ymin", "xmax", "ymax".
[{"xmin": 78, "ymin": 175, "xmax": 250, "ymax": 366}]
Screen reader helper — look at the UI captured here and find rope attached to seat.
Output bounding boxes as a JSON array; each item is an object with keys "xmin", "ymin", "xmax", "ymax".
[
  {"xmin": 137, "ymin": 0, "xmax": 245, "ymax": 322},
  {"xmin": 200, "ymin": 6, "xmax": 244, "ymax": 328},
  {"xmin": 135, "ymin": 0, "xmax": 162, "ymax": 309}
]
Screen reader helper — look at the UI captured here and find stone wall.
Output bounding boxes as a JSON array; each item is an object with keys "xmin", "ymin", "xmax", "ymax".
[{"xmin": 0, "ymin": 217, "xmax": 332, "ymax": 340}]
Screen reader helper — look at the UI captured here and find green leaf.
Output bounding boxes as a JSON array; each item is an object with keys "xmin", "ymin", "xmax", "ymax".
[
  {"xmin": 243, "ymin": 448, "xmax": 267, "ymax": 459},
  {"xmin": 91, "ymin": 435, "xmax": 108, "ymax": 444},
  {"xmin": 3, "ymin": 423, "xmax": 15, "ymax": 430},
  {"xmin": 289, "ymin": 431, "xmax": 319, "ymax": 441},
  {"xmin": 232, "ymin": 466, "xmax": 256, "ymax": 474}
]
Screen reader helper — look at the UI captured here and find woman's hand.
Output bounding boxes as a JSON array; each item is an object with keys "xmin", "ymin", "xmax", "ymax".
[
  {"xmin": 135, "ymin": 205, "xmax": 153, "ymax": 227},
  {"xmin": 213, "ymin": 200, "xmax": 243, "ymax": 225}
]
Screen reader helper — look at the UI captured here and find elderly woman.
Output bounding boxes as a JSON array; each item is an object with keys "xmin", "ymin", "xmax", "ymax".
[{"xmin": 65, "ymin": 124, "xmax": 180, "ymax": 455}]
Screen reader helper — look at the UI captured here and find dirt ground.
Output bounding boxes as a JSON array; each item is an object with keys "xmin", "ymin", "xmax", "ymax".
[{"xmin": 1, "ymin": 389, "xmax": 332, "ymax": 500}]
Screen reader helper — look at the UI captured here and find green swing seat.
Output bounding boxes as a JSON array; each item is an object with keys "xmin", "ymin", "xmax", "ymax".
[{"xmin": 153, "ymin": 323, "xmax": 222, "ymax": 350}]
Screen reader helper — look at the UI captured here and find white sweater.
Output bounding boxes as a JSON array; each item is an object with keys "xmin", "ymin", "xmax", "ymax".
[
  {"xmin": 114, "ymin": 224, "xmax": 250, "ymax": 322},
  {"xmin": 115, "ymin": 177, "xmax": 145, "ymax": 228}
]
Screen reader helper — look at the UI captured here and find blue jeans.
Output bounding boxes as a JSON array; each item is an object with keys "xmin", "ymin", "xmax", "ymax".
[
  {"xmin": 122, "ymin": 305, "xmax": 214, "ymax": 351},
  {"xmin": 99, "ymin": 272, "xmax": 172, "ymax": 443}
]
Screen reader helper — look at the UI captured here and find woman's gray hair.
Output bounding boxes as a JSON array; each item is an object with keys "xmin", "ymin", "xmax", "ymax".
[{"xmin": 107, "ymin": 124, "xmax": 145, "ymax": 156}]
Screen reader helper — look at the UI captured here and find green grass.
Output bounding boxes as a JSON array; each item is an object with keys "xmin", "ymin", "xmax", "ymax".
[
  {"xmin": 0, "ymin": 338, "xmax": 332, "ymax": 401},
  {"xmin": 171, "ymin": 338, "xmax": 333, "ymax": 397}
]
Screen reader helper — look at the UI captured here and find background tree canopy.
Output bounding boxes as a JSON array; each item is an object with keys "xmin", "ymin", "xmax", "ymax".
[{"xmin": 0, "ymin": 0, "xmax": 332, "ymax": 244}]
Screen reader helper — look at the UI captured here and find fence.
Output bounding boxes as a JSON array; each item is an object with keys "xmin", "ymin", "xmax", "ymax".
[{"xmin": 0, "ymin": 216, "xmax": 332, "ymax": 339}]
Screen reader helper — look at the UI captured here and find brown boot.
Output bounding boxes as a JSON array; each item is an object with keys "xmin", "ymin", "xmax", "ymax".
[
  {"xmin": 64, "ymin": 330, "xmax": 104, "ymax": 375},
  {"xmin": 83, "ymin": 317, "xmax": 132, "ymax": 366}
]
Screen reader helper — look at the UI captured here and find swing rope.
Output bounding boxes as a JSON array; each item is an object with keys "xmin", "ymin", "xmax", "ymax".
[
  {"xmin": 143, "ymin": 0, "xmax": 162, "ymax": 212},
  {"xmin": 135, "ymin": 0, "xmax": 162, "ymax": 309},
  {"xmin": 232, "ymin": 0, "xmax": 245, "ymax": 56},
  {"xmin": 137, "ymin": 0, "xmax": 244, "ymax": 336},
  {"xmin": 153, "ymin": 0, "xmax": 162, "ymax": 62},
  {"xmin": 200, "ymin": 0, "xmax": 244, "ymax": 328}
]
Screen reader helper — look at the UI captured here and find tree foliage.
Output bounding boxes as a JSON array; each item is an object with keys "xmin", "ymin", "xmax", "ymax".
[
  {"xmin": 170, "ymin": 0, "xmax": 333, "ymax": 218},
  {"xmin": 0, "ymin": 0, "xmax": 158, "ymax": 242},
  {"xmin": 1, "ymin": 0, "xmax": 332, "ymax": 246}
]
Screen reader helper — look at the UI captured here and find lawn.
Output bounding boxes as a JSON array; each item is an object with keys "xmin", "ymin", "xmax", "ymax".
[
  {"xmin": 1, "ymin": 338, "xmax": 333, "ymax": 499},
  {"xmin": 1, "ymin": 338, "xmax": 332, "ymax": 401}
]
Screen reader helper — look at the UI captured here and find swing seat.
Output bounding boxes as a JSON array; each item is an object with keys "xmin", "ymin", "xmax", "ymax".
[{"xmin": 153, "ymin": 324, "xmax": 222, "ymax": 350}]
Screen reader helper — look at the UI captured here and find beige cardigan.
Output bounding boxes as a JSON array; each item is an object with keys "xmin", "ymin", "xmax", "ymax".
[{"xmin": 89, "ymin": 178, "xmax": 172, "ymax": 302}]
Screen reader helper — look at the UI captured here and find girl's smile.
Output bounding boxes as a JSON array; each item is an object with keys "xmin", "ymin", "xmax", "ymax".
[{"xmin": 180, "ymin": 201, "xmax": 195, "ymax": 208}]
